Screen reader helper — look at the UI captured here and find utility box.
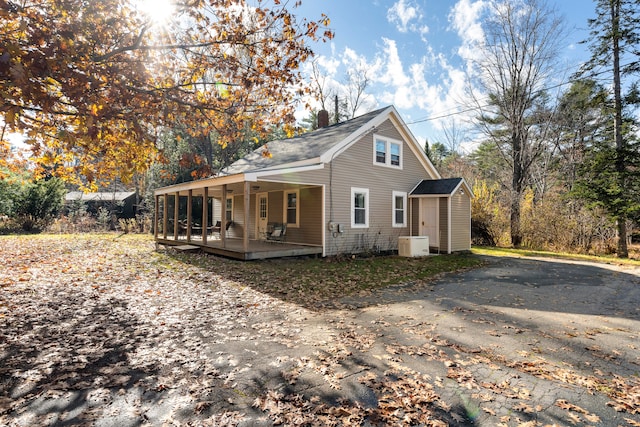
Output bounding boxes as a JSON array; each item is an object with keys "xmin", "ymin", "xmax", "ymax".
[{"xmin": 398, "ymin": 236, "xmax": 430, "ymax": 257}]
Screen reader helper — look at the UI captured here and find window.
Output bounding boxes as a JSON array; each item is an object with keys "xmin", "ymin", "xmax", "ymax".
[
  {"xmin": 225, "ymin": 197, "xmax": 233, "ymax": 221},
  {"xmin": 373, "ymin": 135, "xmax": 402, "ymax": 168},
  {"xmin": 351, "ymin": 188, "xmax": 369, "ymax": 228},
  {"xmin": 284, "ymin": 190, "xmax": 299, "ymax": 226},
  {"xmin": 392, "ymin": 191, "xmax": 407, "ymax": 227},
  {"xmin": 259, "ymin": 196, "xmax": 267, "ymax": 220},
  {"xmin": 375, "ymin": 140, "xmax": 386, "ymax": 164}
]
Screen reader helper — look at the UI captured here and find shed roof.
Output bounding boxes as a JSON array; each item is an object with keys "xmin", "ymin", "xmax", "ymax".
[
  {"xmin": 65, "ymin": 191, "xmax": 136, "ymax": 202},
  {"xmin": 410, "ymin": 178, "xmax": 464, "ymax": 196}
]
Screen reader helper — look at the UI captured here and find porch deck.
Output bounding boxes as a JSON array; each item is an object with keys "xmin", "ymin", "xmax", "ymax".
[{"xmin": 156, "ymin": 236, "xmax": 323, "ymax": 260}]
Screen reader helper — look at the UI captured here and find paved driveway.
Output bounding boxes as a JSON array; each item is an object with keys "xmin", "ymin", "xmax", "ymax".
[{"xmin": 2, "ymin": 250, "xmax": 639, "ymax": 426}]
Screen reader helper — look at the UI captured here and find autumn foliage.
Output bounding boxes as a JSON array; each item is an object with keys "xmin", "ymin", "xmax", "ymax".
[{"xmin": 0, "ymin": 0, "xmax": 332, "ymax": 189}]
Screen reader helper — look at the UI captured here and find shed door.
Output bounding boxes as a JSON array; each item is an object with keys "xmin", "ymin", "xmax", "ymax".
[
  {"xmin": 256, "ymin": 193, "xmax": 268, "ymax": 238},
  {"xmin": 420, "ymin": 198, "xmax": 439, "ymax": 247}
]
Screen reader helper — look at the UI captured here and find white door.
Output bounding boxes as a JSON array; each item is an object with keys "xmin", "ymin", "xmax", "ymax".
[
  {"xmin": 420, "ymin": 198, "xmax": 439, "ymax": 247},
  {"xmin": 256, "ymin": 193, "xmax": 268, "ymax": 239}
]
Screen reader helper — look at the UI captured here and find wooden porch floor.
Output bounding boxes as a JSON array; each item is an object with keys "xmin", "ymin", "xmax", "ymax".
[{"xmin": 156, "ymin": 236, "xmax": 323, "ymax": 260}]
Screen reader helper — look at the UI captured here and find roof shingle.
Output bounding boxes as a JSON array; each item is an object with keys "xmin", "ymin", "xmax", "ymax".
[{"xmin": 410, "ymin": 178, "xmax": 463, "ymax": 196}]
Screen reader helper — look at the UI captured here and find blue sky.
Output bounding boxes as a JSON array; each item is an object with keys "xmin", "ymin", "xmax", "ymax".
[{"xmin": 295, "ymin": 0, "xmax": 597, "ymax": 152}]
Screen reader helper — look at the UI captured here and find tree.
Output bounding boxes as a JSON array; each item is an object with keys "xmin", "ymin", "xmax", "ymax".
[
  {"xmin": 552, "ymin": 79, "xmax": 610, "ymax": 191},
  {"xmin": 470, "ymin": 0, "xmax": 565, "ymax": 247},
  {"xmin": 424, "ymin": 140, "xmax": 450, "ymax": 168},
  {"xmin": 0, "ymin": 0, "xmax": 332, "ymax": 189},
  {"xmin": 578, "ymin": 0, "xmax": 640, "ymax": 257}
]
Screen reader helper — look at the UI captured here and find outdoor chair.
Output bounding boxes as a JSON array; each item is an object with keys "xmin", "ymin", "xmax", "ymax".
[
  {"xmin": 266, "ymin": 223, "xmax": 286, "ymax": 242},
  {"xmin": 212, "ymin": 220, "xmax": 233, "ymax": 234}
]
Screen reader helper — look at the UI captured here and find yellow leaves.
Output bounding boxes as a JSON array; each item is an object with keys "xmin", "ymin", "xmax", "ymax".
[
  {"xmin": 90, "ymin": 103, "xmax": 101, "ymax": 116},
  {"xmin": 2, "ymin": 0, "xmax": 334, "ymax": 185}
]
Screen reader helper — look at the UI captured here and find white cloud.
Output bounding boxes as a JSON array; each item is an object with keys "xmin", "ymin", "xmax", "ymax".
[
  {"xmin": 449, "ymin": 0, "xmax": 487, "ymax": 63},
  {"xmin": 387, "ymin": 0, "xmax": 427, "ymax": 34}
]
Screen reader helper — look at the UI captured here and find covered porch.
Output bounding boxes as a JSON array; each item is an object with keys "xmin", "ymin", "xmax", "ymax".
[{"xmin": 153, "ymin": 175, "xmax": 325, "ymax": 260}]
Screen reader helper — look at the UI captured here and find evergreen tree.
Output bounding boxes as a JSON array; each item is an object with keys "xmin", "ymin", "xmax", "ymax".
[{"xmin": 578, "ymin": 0, "xmax": 640, "ymax": 257}]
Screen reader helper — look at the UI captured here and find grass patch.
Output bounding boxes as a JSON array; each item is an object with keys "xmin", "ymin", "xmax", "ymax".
[
  {"xmin": 472, "ymin": 246, "xmax": 640, "ymax": 267},
  {"xmin": 175, "ymin": 251, "xmax": 485, "ymax": 308}
]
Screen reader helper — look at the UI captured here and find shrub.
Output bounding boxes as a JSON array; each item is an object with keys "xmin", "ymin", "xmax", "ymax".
[{"xmin": 14, "ymin": 177, "xmax": 66, "ymax": 232}]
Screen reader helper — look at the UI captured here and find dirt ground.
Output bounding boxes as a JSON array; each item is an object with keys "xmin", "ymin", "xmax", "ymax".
[{"xmin": 1, "ymin": 234, "xmax": 639, "ymax": 426}]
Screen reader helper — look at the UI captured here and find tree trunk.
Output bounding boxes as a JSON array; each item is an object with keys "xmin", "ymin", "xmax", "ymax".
[
  {"xmin": 511, "ymin": 130, "xmax": 524, "ymax": 247},
  {"xmin": 611, "ymin": 0, "xmax": 629, "ymax": 258}
]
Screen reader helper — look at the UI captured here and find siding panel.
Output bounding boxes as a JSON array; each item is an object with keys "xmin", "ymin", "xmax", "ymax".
[
  {"xmin": 450, "ymin": 192, "xmax": 471, "ymax": 251},
  {"xmin": 439, "ymin": 197, "xmax": 449, "ymax": 253}
]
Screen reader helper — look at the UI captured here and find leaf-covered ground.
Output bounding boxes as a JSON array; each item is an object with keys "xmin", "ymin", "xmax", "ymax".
[{"xmin": 1, "ymin": 234, "xmax": 639, "ymax": 426}]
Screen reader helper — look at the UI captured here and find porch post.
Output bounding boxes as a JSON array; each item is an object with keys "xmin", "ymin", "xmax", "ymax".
[
  {"xmin": 243, "ymin": 181, "xmax": 250, "ymax": 253},
  {"xmin": 162, "ymin": 194, "xmax": 168, "ymax": 240},
  {"xmin": 174, "ymin": 192, "xmax": 179, "ymax": 240},
  {"xmin": 186, "ymin": 189, "xmax": 192, "ymax": 243},
  {"xmin": 202, "ymin": 186, "xmax": 208, "ymax": 245},
  {"xmin": 154, "ymin": 194, "xmax": 159, "ymax": 239},
  {"xmin": 221, "ymin": 184, "xmax": 227, "ymax": 247}
]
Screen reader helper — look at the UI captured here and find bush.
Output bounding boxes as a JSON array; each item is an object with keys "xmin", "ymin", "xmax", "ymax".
[{"xmin": 14, "ymin": 177, "xmax": 66, "ymax": 232}]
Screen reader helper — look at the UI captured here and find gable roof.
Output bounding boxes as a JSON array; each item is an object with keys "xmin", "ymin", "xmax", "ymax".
[
  {"xmin": 410, "ymin": 178, "xmax": 466, "ymax": 196},
  {"xmin": 222, "ymin": 107, "xmax": 388, "ymax": 175},
  {"xmin": 222, "ymin": 106, "xmax": 438, "ymax": 178}
]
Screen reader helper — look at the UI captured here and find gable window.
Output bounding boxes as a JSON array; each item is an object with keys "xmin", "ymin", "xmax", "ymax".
[
  {"xmin": 351, "ymin": 187, "xmax": 369, "ymax": 228},
  {"xmin": 284, "ymin": 190, "xmax": 299, "ymax": 227},
  {"xmin": 392, "ymin": 191, "xmax": 407, "ymax": 227},
  {"xmin": 373, "ymin": 135, "xmax": 402, "ymax": 169},
  {"xmin": 225, "ymin": 197, "xmax": 233, "ymax": 221}
]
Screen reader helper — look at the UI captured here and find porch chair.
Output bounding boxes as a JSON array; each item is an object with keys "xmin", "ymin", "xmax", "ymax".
[
  {"xmin": 266, "ymin": 223, "xmax": 286, "ymax": 242},
  {"xmin": 212, "ymin": 220, "xmax": 234, "ymax": 234}
]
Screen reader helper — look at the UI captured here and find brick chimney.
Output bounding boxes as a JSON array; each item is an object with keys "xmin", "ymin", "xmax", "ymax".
[{"xmin": 317, "ymin": 109, "xmax": 329, "ymax": 128}]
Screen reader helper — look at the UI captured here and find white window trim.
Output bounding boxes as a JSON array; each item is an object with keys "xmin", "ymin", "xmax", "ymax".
[
  {"xmin": 392, "ymin": 191, "xmax": 407, "ymax": 227},
  {"xmin": 351, "ymin": 187, "xmax": 369, "ymax": 228},
  {"xmin": 373, "ymin": 134, "xmax": 403, "ymax": 169},
  {"xmin": 283, "ymin": 189, "xmax": 300, "ymax": 227}
]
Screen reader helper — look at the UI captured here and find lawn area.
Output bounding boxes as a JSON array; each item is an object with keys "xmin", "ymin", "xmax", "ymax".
[
  {"xmin": 169, "ymin": 242, "xmax": 485, "ymax": 309},
  {"xmin": 472, "ymin": 245, "xmax": 640, "ymax": 267}
]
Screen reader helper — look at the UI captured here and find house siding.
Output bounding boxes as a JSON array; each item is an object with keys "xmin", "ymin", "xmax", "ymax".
[
  {"xmin": 410, "ymin": 199, "xmax": 420, "ymax": 236},
  {"xmin": 296, "ymin": 187, "xmax": 323, "ymax": 245},
  {"xmin": 439, "ymin": 197, "xmax": 449, "ymax": 253},
  {"xmin": 229, "ymin": 194, "xmax": 243, "ymax": 238},
  {"xmin": 450, "ymin": 191, "xmax": 471, "ymax": 251},
  {"xmin": 262, "ymin": 118, "xmax": 432, "ymax": 255},
  {"xmin": 324, "ymin": 118, "xmax": 431, "ymax": 256}
]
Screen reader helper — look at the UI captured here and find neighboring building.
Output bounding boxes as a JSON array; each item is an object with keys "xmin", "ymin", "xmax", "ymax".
[
  {"xmin": 65, "ymin": 191, "xmax": 137, "ymax": 218},
  {"xmin": 153, "ymin": 105, "xmax": 472, "ymax": 260}
]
